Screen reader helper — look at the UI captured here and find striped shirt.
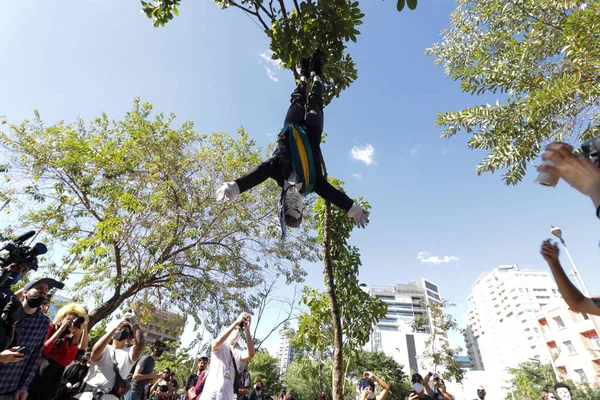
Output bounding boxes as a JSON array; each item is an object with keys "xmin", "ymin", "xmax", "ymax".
[{"xmin": 0, "ymin": 306, "xmax": 50, "ymax": 394}]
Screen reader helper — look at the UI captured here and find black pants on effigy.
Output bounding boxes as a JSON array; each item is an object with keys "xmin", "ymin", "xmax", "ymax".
[{"xmin": 234, "ymin": 80, "xmax": 353, "ymax": 212}]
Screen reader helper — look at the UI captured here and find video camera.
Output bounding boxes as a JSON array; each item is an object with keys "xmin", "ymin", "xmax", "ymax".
[
  {"xmin": 0, "ymin": 230, "xmax": 47, "ymax": 287},
  {"xmin": 0, "ymin": 230, "xmax": 47, "ymax": 351}
]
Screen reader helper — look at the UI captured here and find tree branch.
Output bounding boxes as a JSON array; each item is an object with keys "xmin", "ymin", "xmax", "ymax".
[
  {"xmin": 292, "ymin": 0, "xmax": 300, "ymax": 14},
  {"xmin": 278, "ymin": 0, "xmax": 288, "ymax": 17}
]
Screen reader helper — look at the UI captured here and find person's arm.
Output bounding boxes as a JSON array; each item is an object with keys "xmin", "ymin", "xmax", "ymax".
[
  {"xmin": 78, "ymin": 319, "xmax": 89, "ymax": 351},
  {"xmin": 241, "ymin": 316, "xmax": 255, "ymax": 363},
  {"xmin": 213, "ymin": 313, "xmax": 247, "ymax": 352},
  {"xmin": 541, "ymin": 240, "xmax": 600, "ymax": 315},
  {"xmin": 423, "ymin": 374, "xmax": 433, "ymax": 396},
  {"xmin": 91, "ymin": 320, "xmax": 120, "ymax": 361},
  {"xmin": 131, "ymin": 322, "xmax": 145, "ymax": 362},
  {"xmin": 313, "ymin": 178, "xmax": 354, "ymax": 212},
  {"xmin": 0, "ymin": 347, "xmax": 24, "ymax": 364},
  {"xmin": 133, "ymin": 361, "xmax": 161, "ymax": 381},
  {"xmin": 364, "ymin": 372, "xmax": 389, "ymax": 400}
]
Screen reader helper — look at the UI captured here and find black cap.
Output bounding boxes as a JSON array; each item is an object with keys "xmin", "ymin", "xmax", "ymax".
[{"xmin": 24, "ymin": 278, "xmax": 64, "ymax": 291}]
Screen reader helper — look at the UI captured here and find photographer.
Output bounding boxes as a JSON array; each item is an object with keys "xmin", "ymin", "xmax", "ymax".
[
  {"xmin": 200, "ymin": 312, "xmax": 255, "ymax": 400},
  {"xmin": 77, "ymin": 310, "xmax": 145, "ymax": 400},
  {"xmin": 0, "ymin": 278, "xmax": 63, "ymax": 400},
  {"xmin": 541, "ymin": 240, "xmax": 600, "ymax": 316},
  {"xmin": 360, "ymin": 372, "xmax": 389, "ymax": 400},
  {"xmin": 28, "ymin": 303, "xmax": 89, "ymax": 400},
  {"xmin": 430, "ymin": 375, "xmax": 454, "ymax": 400},
  {"xmin": 126, "ymin": 342, "xmax": 166, "ymax": 400},
  {"xmin": 411, "ymin": 373, "xmax": 433, "ymax": 400}
]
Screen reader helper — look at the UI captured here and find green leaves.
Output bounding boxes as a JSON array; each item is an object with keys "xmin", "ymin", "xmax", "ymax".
[
  {"xmin": 0, "ymin": 100, "xmax": 318, "ymax": 328},
  {"xmin": 141, "ymin": 0, "xmax": 181, "ymax": 27},
  {"xmin": 428, "ymin": 0, "xmax": 600, "ymax": 184}
]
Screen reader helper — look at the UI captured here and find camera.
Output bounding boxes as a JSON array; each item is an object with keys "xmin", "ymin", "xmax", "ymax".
[
  {"xmin": 581, "ymin": 136, "xmax": 600, "ymax": 167},
  {"xmin": 0, "ymin": 230, "xmax": 47, "ymax": 287},
  {"xmin": 73, "ymin": 316, "xmax": 85, "ymax": 328}
]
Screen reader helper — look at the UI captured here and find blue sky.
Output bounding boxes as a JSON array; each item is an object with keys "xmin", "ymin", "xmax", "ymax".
[{"xmin": 2, "ymin": 1, "xmax": 600, "ymax": 360}]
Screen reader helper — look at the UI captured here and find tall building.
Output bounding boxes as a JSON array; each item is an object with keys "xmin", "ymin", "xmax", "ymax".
[
  {"xmin": 464, "ymin": 266, "xmax": 562, "ymax": 373},
  {"xmin": 140, "ymin": 308, "xmax": 187, "ymax": 351},
  {"xmin": 277, "ymin": 321, "xmax": 296, "ymax": 374},
  {"xmin": 537, "ymin": 299, "xmax": 600, "ymax": 383},
  {"xmin": 368, "ymin": 279, "xmax": 447, "ymax": 373}
]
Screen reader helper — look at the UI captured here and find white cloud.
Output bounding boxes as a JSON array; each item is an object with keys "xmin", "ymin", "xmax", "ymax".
[
  {"xmin": 260, "ymin": 50, "xmax": 282, "ymax": 82},
  {"xmin": 410, "ymin": 147, "xmax": 418, "ymax": 156},
  {"xmin": 417, "ymin": 252, "xmax": 460, "ymax": 265},
  {"xmin": 350, "ymin": 144, "xmax": 375, "ymax": 166},
  {"xmin": 351, "ymin": 173, "xmax": 362, "ymax": 180}
]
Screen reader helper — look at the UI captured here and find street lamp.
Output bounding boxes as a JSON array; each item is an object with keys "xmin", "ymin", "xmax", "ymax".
[{"xmin": 550, "ymin": 226, "xmax": 591, "ymax": 297}]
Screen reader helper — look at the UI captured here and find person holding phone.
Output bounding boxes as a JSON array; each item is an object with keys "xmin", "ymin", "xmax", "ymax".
[
  {"xmin": 359, "ymin": 372, "xmax": 389, "ymax": 400},
  {"xmin": 28, "ymin": 303, "xmax": 88, "ymax": 400},
  {"xmin": 0, "ymin": 277, "xmax": 64, "ymax": 400},
  {"xmin": 200, "ymin": 312, "xmax": 255, "ymax": 400}
]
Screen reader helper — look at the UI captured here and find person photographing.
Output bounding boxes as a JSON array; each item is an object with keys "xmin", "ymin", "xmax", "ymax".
[
  {"xmin": 200, "ymin": 312, "xmax": 255, "ymax": 400},
  {"xmin": 359, "ymin": 372, "xmax": 389, "ymax": 400}
]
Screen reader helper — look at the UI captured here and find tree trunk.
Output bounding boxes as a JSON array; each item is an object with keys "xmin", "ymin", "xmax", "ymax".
[
  {"xmin": 86, "ymin": 290, "xmax": 123, "ymax": 330},
  {"xmin": 322, "ymin": 200, "xmax": 344, "ymax": 400}
]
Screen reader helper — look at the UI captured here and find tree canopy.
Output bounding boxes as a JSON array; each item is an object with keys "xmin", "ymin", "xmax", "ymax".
[
  {"xmin": 140, "ymin": 0, "xmax": 413, "ymax": 105},
  {"xmin": 428, "ymin": 0, "xmax": 600, "ymax": 184},
  {"xmin": 0, "ymin": 99, "xmax": 318, "ymax": 329}
]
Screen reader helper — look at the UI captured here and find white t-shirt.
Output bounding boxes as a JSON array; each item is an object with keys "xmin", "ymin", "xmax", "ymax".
[
  {"xmin": 200, "ymin": 342, "xmax": 244, "ymax": 400},
  {"xmin": 77, "ymin": 345, "xmax": 136, "ymax": 400}
]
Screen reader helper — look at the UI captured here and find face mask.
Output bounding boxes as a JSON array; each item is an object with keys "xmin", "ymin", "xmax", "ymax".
[
  {"xmin": 556, "ymin": 389, "xmax": 571, "ymax": 400},
  {"xmin": 367, "ymin": 390, "xmax": 375, "ymax": 400},
  {"xmin": 113, "ymin": 329, "xmax": 130, "ymax": 341},
  {"xmin": 284, "ymin": 188, "xmax": 303, "ymax": 220},
  {"xmin": 477, "ymin": 391, "xmax": 486, "ymax": 399},
  {"xmin": 228, "ymin": 328, "xmax": 241, "ymax": 345},
  {"xmin": 2, "ymin": 271, "xmax": 23, "ymax": 288},
  {"xmin": 27, "ymin": 294, "xmax": 46, "ymax": 308}
]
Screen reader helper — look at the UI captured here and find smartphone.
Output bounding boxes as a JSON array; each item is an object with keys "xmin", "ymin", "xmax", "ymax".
[
  {"xmin": 15, "ymin": 346, "xmax": 30, "ymax": 354},
  {"xmin": 360, "ymin": 379, "xmax": 369, "ymax": 390}
]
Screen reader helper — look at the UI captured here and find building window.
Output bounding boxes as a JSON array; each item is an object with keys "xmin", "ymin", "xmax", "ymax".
[
  {"xmin": 563, "ymin": 341, "xmax": 576, "ymax": 354},
  {"xmin": 377, "ymin": 295, "xmax": 396, "ymax": 301},
  {"xmin": 554, "ymin": 316, "xmax": 566, "ymax": 329},
  {"xmin": 427, "ymin": 290, "xmax": 441, "ymax": 301},
  {"xmin": 377, "ymin": 325, "xmax": 398, "ymax": 332},
  {"xmin": 574, "ymin": 369, "xmax": 588, "ymax": 382},
  {"xmin": 582, "ymin": 313, "xmax": 590, "ymax": 321},
  {"xmin": 590, "ymin": 335, "xmax": 600, "ymax": 349},
  {"xmin": 425, "ymin": 281, "xmax": 439, "ymax": 293}
]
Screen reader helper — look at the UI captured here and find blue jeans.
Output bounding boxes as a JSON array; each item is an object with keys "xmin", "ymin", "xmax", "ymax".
[{"xmin": 125, "ymin": 389, "xmax": 144, "ymax": 400}]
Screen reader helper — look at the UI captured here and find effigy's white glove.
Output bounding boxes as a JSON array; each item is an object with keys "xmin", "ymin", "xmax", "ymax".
[
  {"xmin": 216, "ymin": 182, "xmax": 240, "ymax": 202},
  {"xmin": 347, "ymin": 203, "xmax": 369, "ymax": 229}
]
